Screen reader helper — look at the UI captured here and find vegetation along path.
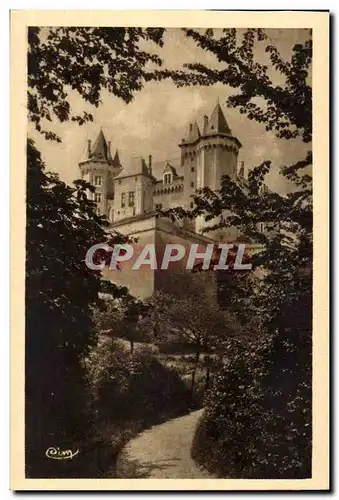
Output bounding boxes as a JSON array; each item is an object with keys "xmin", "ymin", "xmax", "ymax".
[{"xmin": 116, "ymin": 409, "xmax": 215, "ymax": 479}]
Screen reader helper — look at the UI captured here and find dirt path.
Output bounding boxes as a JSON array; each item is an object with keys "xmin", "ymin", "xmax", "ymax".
[{"xmin": 116, "ymin": 409, "xmax": 215, "ymax": 479}]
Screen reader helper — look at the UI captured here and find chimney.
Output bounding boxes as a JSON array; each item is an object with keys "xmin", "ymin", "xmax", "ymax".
[
  {"xmin": 87, "ymin": 140, "xmax": 91, "ymax": 157},
  {"xmin": 108, "ymin": 141, "xmax": 111, "ymax": 156},
  {"xmin": 189, "ymin": 123, "xmax": 193, "ymax": 133},
  {"xmin": 148, "ymin": 155, "xmax": 152, "ymax": 175},
  {"xmin": 203, "ymin": 115, "xmax": 208, "ymax": 133}
]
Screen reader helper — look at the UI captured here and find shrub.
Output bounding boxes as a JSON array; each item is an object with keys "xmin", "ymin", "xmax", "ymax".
[
  {"xmin": 191, "ymin": 332, "xmax": 312, "ymax": 479},
  {"xmin": 84, "ymin": 338, "xmax": 192, "ymax": 426}
]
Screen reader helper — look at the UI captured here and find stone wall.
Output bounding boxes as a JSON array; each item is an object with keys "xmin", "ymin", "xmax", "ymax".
[{"xmin": 102, "ymin": 214, "xmax": 217, "ymax": 301}]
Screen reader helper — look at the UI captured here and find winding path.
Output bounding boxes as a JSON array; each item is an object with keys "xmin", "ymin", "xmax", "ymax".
[{"xmin": 116, "ymin": 409, "xmax": 215, "ymax": 479}]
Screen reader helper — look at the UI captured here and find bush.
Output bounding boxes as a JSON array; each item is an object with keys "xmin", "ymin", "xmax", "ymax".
[
  {"xmin": 191, "ymin": 332, "xmax": 312, "ymax": 479},
  {"xmin": 85, "ymin": 338, "xmax": 192, "ymax": 428}
]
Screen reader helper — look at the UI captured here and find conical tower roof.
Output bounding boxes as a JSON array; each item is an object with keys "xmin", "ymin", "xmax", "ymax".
[
  {"xmin": 182, "ymin": 121, "xmax": 201, "ymax": 144},
  {"xmin": 112, "ymin": 149, "xmax": 121, "ymax": 167},
  {"xmin": 90, "ymin": 129, "xmax": 110, "ymax": 161},
  {"xmin": 206, "ymin": 100, "xmax": 231, "ymax": 135},
  {"xmin": 188, "ymin": 121, "xmax": 201, "ymax": 142}
]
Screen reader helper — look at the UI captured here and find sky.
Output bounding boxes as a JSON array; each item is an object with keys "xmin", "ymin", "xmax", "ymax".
[{"xmin": 28, "ymin": 28, "xmax": 311, "ymax": 195}]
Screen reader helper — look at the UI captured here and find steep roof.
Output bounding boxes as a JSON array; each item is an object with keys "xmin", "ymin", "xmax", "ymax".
[
  {"xmin": 182, "ymin": 121, "xmax": 201, "ymax": 144},
  {"xmin": 114, "ymin": 157, "xmax": 155, "ymax": 181},
  {"xmin": 112, "ymin": 149, "xmax": 121, "ymax": 167},
  {"xmin": 206, "ymin": 101, "xmax": 232, "ymax": 135},
  {"xmin": 189, "ymin": 121, "xmax": 201, "ymax": 142},
  {"xmin": 90, "ymin": 129, "xmax": 111, "ymax": 161}
]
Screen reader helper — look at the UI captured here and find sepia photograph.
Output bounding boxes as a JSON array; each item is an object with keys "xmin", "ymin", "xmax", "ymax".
[{"xmin": 10, "ymin": 10, "xmax": 329, "ymax": 490}]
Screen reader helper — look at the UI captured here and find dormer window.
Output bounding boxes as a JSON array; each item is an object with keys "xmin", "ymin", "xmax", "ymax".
[
  {"xmin": 163, "ymin": 163, "xmax": 178, "ymax": 185},
  {"xmin": 163, "ymin": 173, "xmax": 171, "ymax": 185}
]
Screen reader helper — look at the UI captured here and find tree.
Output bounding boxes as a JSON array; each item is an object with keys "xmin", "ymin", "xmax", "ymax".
[
  {"xmin": 153, "ymin": 28, "xmax": 312, "ymax": 322},
  {"xmin": 153, "ymin": 28, "xmax": 311, "ymax": 143},
  {"xmin": 154, "ymin": 29, "xmax": 312, "ymax": 478},
  {"xmin": 140, "ymin": 289, "xmax": 240, "ymax": 397},
  {"xmin": 28, "ymin": 27, "xmax": 165, "ymax": 141},
  {"xmin": 92, "ymin": 294, "xmax": 150, "ymax": 353},
  {"xmin": 26, "ymin": 26, "xmax": 166, "ymax": 476},
  {"xmin": 25, "ymin": 140, "xmax": 132, "ymax": 476}
]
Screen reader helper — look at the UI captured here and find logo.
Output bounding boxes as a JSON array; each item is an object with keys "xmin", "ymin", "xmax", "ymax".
[{"xmin": 45, "ymin": 447, "xmax": 79, "ymax": 460}]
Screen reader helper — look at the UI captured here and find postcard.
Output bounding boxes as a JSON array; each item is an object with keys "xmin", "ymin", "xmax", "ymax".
[{"xmin": 10, "ymin": 10, "xmax": 329, "ymax": 491}]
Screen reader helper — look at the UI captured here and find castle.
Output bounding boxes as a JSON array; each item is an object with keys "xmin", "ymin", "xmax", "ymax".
[{"xmin": 79, "ymin": 100, "xmax": 263, "ymax": 298}]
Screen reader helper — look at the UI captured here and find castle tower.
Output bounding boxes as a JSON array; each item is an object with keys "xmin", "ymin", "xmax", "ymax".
[
  {"xmin": 178, "ymin": 121, "xmax": 200, "ymax": 231},
  {"xmin": 179, "ymin": 120, "xmax": 200, "ymax": 207},
  {"xmin": 78, "ymin": 129, "xmax": 122, "ymax": 218},
  {"xmin": 198, "ymin": 99, "xmax": 241, "ymax": 191},
  {"xmin": 180, "ymin": 100, "xmax": 242, "ymax": 237}
]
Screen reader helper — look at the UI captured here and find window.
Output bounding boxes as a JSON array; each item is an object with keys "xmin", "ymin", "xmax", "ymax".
[
  {"xmin": 94, "ymin": 192, "xmax": 102, "ymax": 203},
  {"xmin": 191, "ymin": 166, "xmax": 195, "ymax": 172},
  {"xmin": 164, "ymin": 173, "xmax": 171, "ymax": 185},
  {"xmin": 94, "ymin": 175, "xmax": 102, "ymax": 187},
  {"xmin": 155, "ymin": 203, "xmax": 163, "ymax": 210},
  {"xmin": 121, "ymin": 192, "xmax": 126, "ymax": 208},
  {"xmin": 128, "ymin": 191, "xmax": 135, "ymax": 207},
  {"xmin": 190, "ymin": 202, "xmax": 194, "ymax": 209},
  {"xmin": 190, "ymin": 181, "xmax": 194, "ymax": 188},
  {"xmin": 259, "ymin": 222, "xmax": 265, "ymax": 233}
]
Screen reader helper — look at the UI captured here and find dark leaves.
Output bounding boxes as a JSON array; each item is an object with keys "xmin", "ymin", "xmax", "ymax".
[
  {"xmin": 27, "ymin": 26, "xmax": 165, "ymax": 140},
  {"xmin": 150, "ymin": 28, "xmax": 312, "ymax": 143}
]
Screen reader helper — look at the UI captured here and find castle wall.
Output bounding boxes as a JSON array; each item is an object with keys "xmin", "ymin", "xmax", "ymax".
[
  {"xmin": 102, "ymin": 215, "xmax": 217, "ymax": 300},
  {"xmin": 152, "ymin": 178, "xmax": 184, "ymax": 211},
  {"xmin": 182, "ymin": 148, "xmax": 198, "ymax": 209},
  {"xmin": 103, "ymin": 216, "xmax": 157, "ymax": 298},
  {"xmin": 154, "ymin": 222, "xmax": 217, "ymax": 302},
  {"xmin": 219, "ymin": 147, "xmax": 238, "ymax": 183},
  {"xmin": 113, "ymin": 174, "xmax": 154, "ymax": 223},
  {"xmin": 113, "ymin": 176, "xmax": 136, "ymax": 221}
]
